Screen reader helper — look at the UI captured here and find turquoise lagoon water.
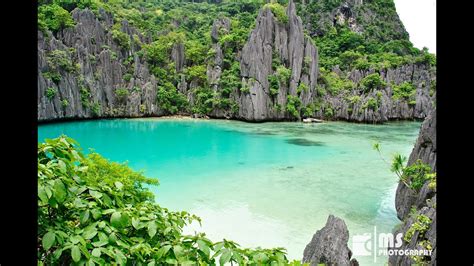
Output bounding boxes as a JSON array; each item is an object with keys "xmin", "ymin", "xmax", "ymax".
[{"xmin": 38, "ymin": 118, "xmax": 421, "ymax": 265}]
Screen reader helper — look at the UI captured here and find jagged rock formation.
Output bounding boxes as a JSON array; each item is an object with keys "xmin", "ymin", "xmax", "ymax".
[
  {"xmin": 38, "ymin": 8, "xmax": 161, "ymax": 121},
  {"xmin": 37, "ymin": 1, "xmax": 434, "ymax": 124},
  {"xmin": 313, "ymin": 64, "xmax": 435, "ymax": 122},
  {"xmin": 235, "ymin": 0, "xmax": 318, "ymax": 121},
  {"xmin": 302, "ymin": 215, "xmax": 359, "ymax": 266},
  {"xmin": 207, "ymin": 17, "xmax": 233, "ymax": 118},
  {"xmin": 389, "ymin": 109, "xmax": 436, "ymax": 265}
]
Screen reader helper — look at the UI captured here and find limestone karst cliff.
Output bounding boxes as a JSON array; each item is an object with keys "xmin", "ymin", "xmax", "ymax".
[
  {"xmin": 389, "ymin": 109, "xmax": 436, "ymax": 265},
  {"xmin": 38, "ymin": 0, "xmax": 436, "ymax": 123},
  {"xmin": 38, "ymin": 9, "xmax": 162, "ymax": 121},
  {"xmin": 234, "ymin": 0, "xmax": 318, "ymax": 121}
]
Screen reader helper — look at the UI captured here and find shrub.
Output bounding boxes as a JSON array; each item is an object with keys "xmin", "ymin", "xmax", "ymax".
[
  {"xmin": 401, "ymin": 159, "xmax": 435, "ymax": 192},
  {"xmin": 115, "ymin": 88, "xmax": 129, "ymax": 102},
  {"xmin": 324, "ymin": 106, "xmax": 334, "ymax": 118},
  {"xmin": 392, "ymin": 81, "xmax": 416, "ymax": 101},
  {"xmin": 61, "ymin": 99, "xmax": 69, "ymax": 107},
  {"xmin": 47, "ymin": 50, "xmax": 75, "ymax": 72},
  {"xmin": 263, "ymin": 3, "xmax": 288, "ymax": 24},
  {"xmin": 139, "ymin": 104, "xmax": 146, "ymax": 113},
  {"xmin": 276, "ymin": 65, "xmax": 291, "ymax": 85},
  {"xmin": 321, "ymin": 71, "xmax": 355, "ymax": 95},
  {"xmin": 38, "ymin": 136, "xmax": 292, "ymax": 265},
  {"xmin": 286, "ymin": 95, "xmax": 302, "ymax": 118},
  {"xmin": 297, "ymin": 83, "xmax": 309, "ymax": 95},
  {"xmin": 268, "ymin": 75, "xmax": 280, "ymax": 96},
  {"xmin": 38, "ymin": 3, "xmax": 75, "ymax": 33},
  {"xmin": 123, "ymin": 73, "xmax": 133, "ymax": 82},
  {"xmin": 192, "ymin": 87, "xmax": 214, "ymax": 115},
  {"xmin": 404, "ymin": 214, "xmax": 432, "ymax": 243},
  {"xmin": 90, "ymin": 102, "xmax": 101, "ymax": 116},
  {"xmin": 184, "ymin": 64, "xmax": 207, "ymax": 83},
  {"xmin": 363, "ymin": 97, "xmax": 378, "ymax": 111},
  {"xmin": 80, "ymin": 87, "xmax": 91, "ymax": 107},
  {"xmin": 347, "ymin": 95, "xmax": 361, "ymax": 105},
  {"xmin": 156, "ymin": 82, "xmax": 188, "ymax": 114},
  {"xmin": 46, "ymin": 87, "xmax": 57, "ymax": 99},
  {"xmin": 43, "ymin": 71, "xmax": 62, "ymax": 84},
  {"xmin": 111, "ymin": 26, "xmax": 131, "ymax": 50},
  {"xmin": 360, "ymin": 73, "xmax": 386, "ymax": 92},
  {"xmin": 339, "ymin": 50, "xmax": 362, "ymax": 70}
]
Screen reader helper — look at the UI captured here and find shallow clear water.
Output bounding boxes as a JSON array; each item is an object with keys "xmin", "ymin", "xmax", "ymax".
[{"xmin": 38, "ymin": 118, "xmax": 421, "ymax": 265}]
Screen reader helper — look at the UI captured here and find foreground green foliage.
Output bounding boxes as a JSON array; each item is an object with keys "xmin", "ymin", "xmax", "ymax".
[{"xmin": 39, "ymin": 136, "xmax": 299, "ymax": 265}]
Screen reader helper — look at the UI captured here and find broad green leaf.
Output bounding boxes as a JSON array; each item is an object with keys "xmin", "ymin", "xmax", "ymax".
[
  {"xmin": 165, "ymin": 258, "xmax": 177, "ymax": 264},
  {"xmin": 102, "ymin": 209, "xmax": 116, "ymax": 215},
  {"xmin": 70, "ymin": 235, "xmax": 81, "ymax": 244},
  {"xmin": 173, "ymin": 245, "xmax": 184, "ymax": 259},
  {"xmin": 147, "ymin": 261, "xmax": 156, "ymax": 266},
  {"xmin": 147, "ymin": 221, "xmax": 157, "ymax": 238},
  {"xmin": 57, "ymin": 160, "xmax": 67, "ymax": 173},
  {"xmin": 253, "ymin": 252, "xmax": 269, "ymax": 263},
  {"xmin": 74, "ymin": 198, "xmax": 86, "ymax": 208},
  {"xmin": 89, "ymin": 190, "xmax": 103, "ymax": 199},
  {"xmin": 197, "ymin": 239, "xmax": 210, "ymax": 257},
  {"xmin": 83, "ymin": 227, "xmax": 98, "ymax": 240},
  {"xmin": 132, "ymin": 217, "xmax": 141, "ymax": 229},
  {"xmin": 164, "ymin": 227, "xmax": 172, "ymax": 235},
  {"xmin": 92, "ymin": 248, "xmax": 101, "ymax": 257},
  {"xmin": 108, "ymin": 233, "xmax": 117, "ymax": 244},
  {"xmin": 219, "ymin": 249, "xmax": 232, "ymax": 265},
  {"xmin": 42, "ymin": 231, "xmax": 56, "ymax": 250},
  {"xmin": 232, "ymin": 251, "xmax": 243, "ymax": 264},
  {"xmin": 156, "ymin": 245, "xmax": 171, "ymax": 259},
  {"xmin": 114, "ymin": 181, "xmax": 124, "ymax": 190},
  {"xmin": 71, "ymin": 245, "xmax": 81, "ymax": 262},
  {"xmin": 53, "ymin": 179, "xmax": 67, "ymax": 203},
  {"xmin": 38, "ymin": 187, "xmax": 49, "ymax": 203},
  {"xmin": 92, "ymin": 240, "xmax": 109, "ymax": 247},
  {"xmin": 91, "ymin": 209, "xmax": 102, "ymax": 220},
  {"xmin": 53, "ymin": 248, "xmax": 63, "ymax": 260},
  {"xmin": 80, "ymin": 210, "xmax": 90, "ymax": 224},
  {"xmin": 110, "ymin": 212, "xmax": 122, "ymax": 228},
  {"xmin": 213, "ymin": 242, "xmax": 224, "ymax": 252}
]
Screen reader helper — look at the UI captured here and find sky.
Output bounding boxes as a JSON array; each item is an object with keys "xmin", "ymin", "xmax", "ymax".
[{"xmin": 394, "ymin": 0, "xmax": 436, "ymax": 53}]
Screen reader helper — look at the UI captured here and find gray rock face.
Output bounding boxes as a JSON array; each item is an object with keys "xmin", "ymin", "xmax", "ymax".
[
  {"xmin": 302, "ymin": 215, "xmax": 358, "ymax": 266},
  {"xmin": 395, "ymin": 109, "xmax": 436, "ymax": 220},
  {"xmin": 236, "ymin": 0, "xmax": 318, "ymax": 121},
  {"xmin": 313, "ymin": 64, "xmax": 435, "ymax": 123},
  {"xmin": 389, "ymin": 109, "xmax": 436, "ymax": 265},
  {"xmin": 38, "ymin": 8, "xmax": 161, "ymax": 122}
]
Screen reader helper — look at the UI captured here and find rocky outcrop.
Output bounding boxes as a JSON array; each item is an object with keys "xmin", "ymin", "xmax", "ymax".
[
  {"xmin": 395, "ymin": 109, "xmax": 436, "ymax": 220},
  {"xmin": 313, "ymin": 64, "xmax": 435, "ymax": 123},
  {"xmin": 302, "ymin": 215, "xmax": 358, "ymax": 266},
  {"xmin": 389, "ymin": 109, "xmax": 436, "ymax": 265},
  {"xmin": 38, "ymin": 8, "xmax": 161, "ymax": 122},
  {"xmin": 235, "ymin": 0, "xmax": 318, "ymax": 121},
  {"xmin": 38, "ymin": 1, "xmax": 434, "ymax": 124}
]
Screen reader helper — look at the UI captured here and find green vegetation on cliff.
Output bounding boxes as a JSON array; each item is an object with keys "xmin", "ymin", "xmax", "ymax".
[{"xmin": 38, "ymin": 0, "xmax": 436, "ymax": 120}]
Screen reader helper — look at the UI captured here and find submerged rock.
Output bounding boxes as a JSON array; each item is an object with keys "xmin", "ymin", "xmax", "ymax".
[
  {"xmin": 302, "ymin": 215, "xmax": 359, "ymax": 266},
  {"xmin": 285, "ymin": 138, "xmax": 324, "ymax": 146}
]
